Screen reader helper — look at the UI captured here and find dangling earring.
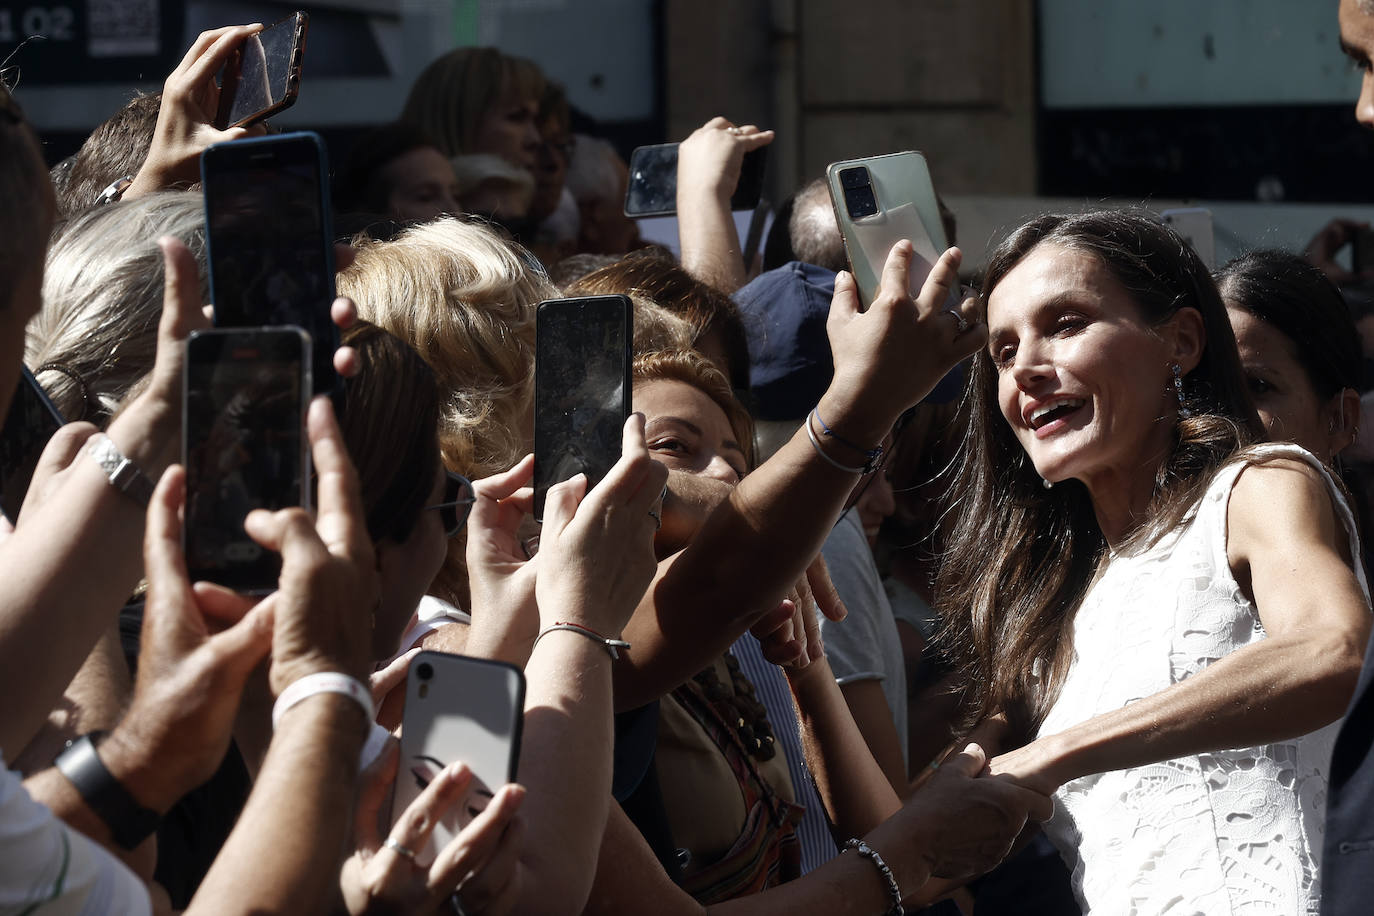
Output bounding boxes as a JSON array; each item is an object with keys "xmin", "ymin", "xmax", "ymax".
[
  {"xmin": 1042, "ymin": 477, "xmax": 1054, "ymax": 490},
  {"xmin": 1172, "ymin": 363, "xmax": 1192, "ymax": 418}
]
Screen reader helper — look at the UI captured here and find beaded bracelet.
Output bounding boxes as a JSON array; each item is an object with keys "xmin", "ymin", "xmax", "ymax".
[
  {"xmin": 533, "ymin": 621, "xmax": 630, "ymax": 660},
  {"xmin": 845, "ymin": 838, "xmax": 904, "ymax": 915}
]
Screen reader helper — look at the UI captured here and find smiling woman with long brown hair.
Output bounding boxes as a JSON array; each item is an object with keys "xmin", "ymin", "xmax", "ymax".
[{"xmin": 939, "ymin": 211, "xmax": 1371, "ymax": 914}]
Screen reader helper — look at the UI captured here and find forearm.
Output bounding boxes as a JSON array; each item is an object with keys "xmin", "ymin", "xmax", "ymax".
[
  {"xmin": 677, "ymin": 188, "xmax": 747, "ymax": 294},
  {"xmin": 0, "ymin": 409, "xmax": 174, "ymax": 752},
  {"xmin": 788, "ymin": 658, "xmax": 900, "ymax": 838},
  {"xmin": 618, "ymin": 418, "xmax": 893, "ymax": 709},
  {"xmin": 508, "ymin": 633, "xmax": 616, "ymax": 916},
  {"xmin": 23, "ymin": 766, "xmax": 157, "ymax": 882},
  {"xmin": 188, "ymin": 694, "xmax": 369, "ymax": 915},
  {"xmin": 1041, "ymin": 630, "xmax": 1364, "ymax": 785},
  {"xmin": 14, "ymin": 626, "xmax": 132, "ymax": 773}
]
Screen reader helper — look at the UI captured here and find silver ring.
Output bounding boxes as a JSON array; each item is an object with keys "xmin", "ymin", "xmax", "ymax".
[
  {"xmin": 727, "ymin": 126, "xmax": 742, "ymax": 135},
  {"xmin": 384, "ymin": 838, "xmax": 418, "ymax": 861},
  {"xmin": 647, "ymin": 509, "xmax": 662, "ymax": 530},
  {"xmin": 943, "ymin": 309, "xmax": 970, "ymax": 335}
]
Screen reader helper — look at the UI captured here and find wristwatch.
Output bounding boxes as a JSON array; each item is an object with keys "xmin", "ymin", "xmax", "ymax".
[
  {"xmin": 54, "ymin": 732, "xmax": 161, "ymax": 850},
  {"xmin": 86, "ymin": 433, "xmax": 156, "ymax": 507},
  {"xmin": 94, "ymin": 175, "xmax": 134, "ymax": 206}
]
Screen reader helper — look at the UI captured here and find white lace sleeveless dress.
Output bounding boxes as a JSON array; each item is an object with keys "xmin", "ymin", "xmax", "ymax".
[{"xmin": 1036, "ymin": 444, "xmax": 1370, "ymax": 915}]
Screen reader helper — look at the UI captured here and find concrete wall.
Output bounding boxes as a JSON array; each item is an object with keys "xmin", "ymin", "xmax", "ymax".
[{"xmin": 663, "ymin": 0, "xmax": 1038, "ymax": 204}]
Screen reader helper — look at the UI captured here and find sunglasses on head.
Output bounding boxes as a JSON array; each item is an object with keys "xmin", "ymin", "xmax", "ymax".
[{"xmin": 425, "ymin": 471, "xmax": 476, "ymax": 537}]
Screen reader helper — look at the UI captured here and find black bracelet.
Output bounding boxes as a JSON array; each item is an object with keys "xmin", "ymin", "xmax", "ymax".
[
  {"xmin": 845, "ymin": 838, "xmax": 904, "ymax": 915},
  {"xmin": 54, "ymin": 732, "xmax": 161, "ymax": 850}
]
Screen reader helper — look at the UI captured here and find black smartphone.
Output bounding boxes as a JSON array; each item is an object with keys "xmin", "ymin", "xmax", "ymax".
[
  {"xmin": 1354, "ymin": 227, "xmax": 1374, "ymax": 276},
  {"xmin": 623, "ymin": 141, "xmax": 768, "ymax": 217},
  {"xmin": 0, "ymin": 367, "xmax": 65, "ymax": 523},
  {"xmin": 182, "ymin": 327, "xmax": 311, "ymax": 593},
  {"xmin": 391, "ymin": 651, "xmax": 525, "ymax": 862},
  {"xmin": 214, "ymin": 12, "xmax": 308, "ymax": 130},
  {"xmin": 533, "ymin": 295, "xmax": 632, "ymax": 520},
  {"xmin": 202, "ymin": 131, "xmax": 338, "ymax": 392}
]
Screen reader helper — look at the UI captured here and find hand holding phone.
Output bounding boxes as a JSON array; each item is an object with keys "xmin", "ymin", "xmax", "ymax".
[
  {"xmin": 0, "ymin": 368, "xmax": 66, "ymax": 523},
  {"xmin": 624, "ymin": 122, "xmax": 771, "ymax": 218},
  {"xmin": 215, "ymin": 13, "xmax": 308, "ymax": 130}
]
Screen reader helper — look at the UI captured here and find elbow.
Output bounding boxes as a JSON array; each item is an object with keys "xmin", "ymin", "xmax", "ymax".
[{"xmin": 1303, "ymin": 630, "xmax": 1367, "ymax": 725}]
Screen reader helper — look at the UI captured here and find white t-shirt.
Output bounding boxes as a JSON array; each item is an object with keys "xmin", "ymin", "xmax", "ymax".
[{"xmin": 0, "ymin": 756, "xmax": 150, "ymax": 915}]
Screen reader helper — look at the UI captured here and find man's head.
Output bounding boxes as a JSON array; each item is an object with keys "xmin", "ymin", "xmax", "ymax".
[{"xmin": 1340, "ymin": 0, "xmax": 1374, "ymax": 128}]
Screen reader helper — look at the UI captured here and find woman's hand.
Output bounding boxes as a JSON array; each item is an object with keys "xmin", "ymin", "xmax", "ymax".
[
  {"xmin": 822, "ymin": 241, "xmax": 985, "ymax": 443},
  {"xmin": 126, "ymin": 25, "xmax": 267, "ymax": 198},
  {"xmin": 342, "ymin": 743, "xmax": 526, "ymax": 916},
  {"xmin": 534, "ymin": 414, "xmax": 668, "ymax": 637},
  {"xmin": 464, "ymin": 455, "xmax": 541, "ymax": 662},
  {"xmin": 987, "ymin": 733, "xmax": 1073, "ymax": 798},
  {"xmin": 676, "ymin": 116, "xmax": 774, "ymax": 206}
]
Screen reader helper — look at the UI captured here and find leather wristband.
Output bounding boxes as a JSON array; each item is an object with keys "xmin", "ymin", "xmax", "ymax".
[{"xmin": 54, "ymin": 732, "xmax": 161, "ymax": 850}]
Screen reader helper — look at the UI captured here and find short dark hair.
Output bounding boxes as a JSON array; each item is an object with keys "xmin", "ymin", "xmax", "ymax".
[
  {"xmin": 60, "ymin": 92, "xmax": 162, "ymax": 216},
  {"xmin": 1215, "ymin": 249, "xmax": 1362, "ymax": 399},
  {"xmin": 334, "ymin": 121, "xmax": 444, "ymax": 217}
]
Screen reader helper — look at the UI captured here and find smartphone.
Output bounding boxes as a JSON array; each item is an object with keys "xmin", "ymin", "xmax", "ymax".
[
  {"xmin": 533, "ymin": 295, "xmax": 632, "ymax": 520},
  {"xmin": 0, "ymin": 367, "xmax": 65, "ymax": 523},
  {"xmin": 1160, "ymin": 208, "xmax": 1216, "ymax": 270},
  {"xmin": 1353, "ymin": 227, "xmax": 1374, "ymax": 276},
  {"xmin": 623, "ymin": 141, "xmax": 768, "ymax": 217},
  {"xmin": 827, "ymin": 151, "xmax": 950, "ymax": 310},
  {"xmin": 202, "ymin": 131, "xmax": 338, "ymax": 392},
  {"xmin": 391, "ymin": 651, "xmax": 525, "ymax": 862},
  {"xmin": 182, "ymin": 327, "xmax": 310, "ymax": 593},
  {"xmin": 214, "ymin": 12, "xmax": 308, "ymax": 130}
]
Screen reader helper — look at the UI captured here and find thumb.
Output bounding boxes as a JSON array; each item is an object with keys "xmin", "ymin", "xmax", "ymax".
[
  {"xmin": 355, "ymin": 740, "xmax": 400, "ymax": 850},
  {"xmin": 946, "ymin": 742, "xmax": 988, "ymax": 777},
  {"xmin": 203, "ymin": 602, "xmax": 274, "ymax": 683}
]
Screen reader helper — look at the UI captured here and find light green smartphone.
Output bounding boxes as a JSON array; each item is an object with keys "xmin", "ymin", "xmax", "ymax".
[{"xmin": 826, "ymin": 151, "xmax": 950, "ymax": 310}]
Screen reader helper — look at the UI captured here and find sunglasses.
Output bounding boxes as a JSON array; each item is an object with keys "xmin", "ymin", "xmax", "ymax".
[{"xmin": 425, "ymin": 471, "xmax": 476, "ymax": 537}]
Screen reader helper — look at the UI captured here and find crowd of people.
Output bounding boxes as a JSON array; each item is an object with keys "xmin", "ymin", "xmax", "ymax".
[{"xmin": 6, "ymin": 3, "xmax": 1374, "ymax": 913}]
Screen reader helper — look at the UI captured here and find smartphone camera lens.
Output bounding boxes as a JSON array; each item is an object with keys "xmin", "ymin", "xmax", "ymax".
[
  {"xmin": 839, "ymin": 167, "xmax": 879, "ymax": 219},
  {"xmin": 417, "ymin": 662, "xmax": 434, "ymax": 681}
]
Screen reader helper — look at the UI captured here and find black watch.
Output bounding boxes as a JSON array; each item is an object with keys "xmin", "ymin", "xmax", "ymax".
[{"xmin": 54, "ymin": 732, "xmax": 161, "ymax": 850}]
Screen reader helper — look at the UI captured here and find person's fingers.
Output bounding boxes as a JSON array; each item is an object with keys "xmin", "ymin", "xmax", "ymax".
[
  {"xmin": 541, "ymin": 473, "xmax": 586, "ymax": 537},
  {"xmin": 140, "ymin": 466, "xmax": 206, "ymax": 654},
  {"xmin": 916, "ymin": 247, "xmax": 962, "ymax": 317},
  {"xmin": 182, "ymin": 24, "xmax": 262, "ymax": 91},
  {"xmin": 944, "ymin": 742, "xmax": 988, "ymax": 778},
  {"xmin": 191, "ymin": 581, "xmax": 262, "ymax": 626},
  {"xmin": 331, "ymin": 295, "xmax": 358, "ymax": 330},
  {"xmin": 749, "ymin": 599, "xmax": 795, "ymax": 640},
  {"xmin": 334, "ymin": 246, "xmax": 358, "ymax": 274},
  {"xmin": 370, "ymin": 648, "xmax": 420, "ymax": 707},
  {"xmin": 447, "ymin": 811, "xmax": 524, "ymax": 914},
  {"xmin": 170, "ymin": 25, "xmax": 253, "ymax": 80},
  {"xmin": 800, "ymin": 589, "xmax": 823, "ymax": 664},
  {"xmin": 431, "ymin": 783, "xmax": 526, "ymax": 896},
  {"xmin": 828, "ymin": 269, "xmax": 862, "ymax": 322},
  {"xmin": 872, "ymin": 239, "xmax": 916, "ymax": 309},
  {"xmin": 740, "ymin": 130, "xmax": 775, "ymax": 151},
  {"xmin": 787, "ymin": 600, "xmax": 810, "ymax": 668},
  {"xmin": 202, "ymin": 600, "xmax": 274, "ymax": 684},
  {"xmin": 333, "ymin": 346, "xmax": 361, "ymax": 380},
  {"xmin": 354, "ymin": 740, "xmax": 400, "ymax": 851},
  {"xmin": 474, "ymin": 455, "xmax": 536, "ymax": 504},
  {"xmin": 806, "ymin": 554, "xmax": 848, "ymax": 623},
  {"xmin": 950, "ymin": 295, "xmax": 989, "ymax": 356},
  {"xmin": 386, "ymin": 762, "xmax": 475, "ymax": 863},
  {"xmin": 702, "ymin": 116, "xmax": 732, "ymax": 131},
  {"xmin": 20, "ymin": 422, "xmax": 98, "ymax": 522},
  {"xmin": 305, "ymin": 396, "xmax": 372, "ymax": 564}
]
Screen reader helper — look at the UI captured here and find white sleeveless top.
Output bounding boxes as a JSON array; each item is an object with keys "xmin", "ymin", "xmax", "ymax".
[{"xmin": 1036, "ymin": 444, "xmax": 1370, "ymax": 915}]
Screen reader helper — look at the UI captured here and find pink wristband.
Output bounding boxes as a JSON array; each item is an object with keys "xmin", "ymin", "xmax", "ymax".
[{"xmin": 272, "ymin": 672, "xmax": 373, "ymax": 729}]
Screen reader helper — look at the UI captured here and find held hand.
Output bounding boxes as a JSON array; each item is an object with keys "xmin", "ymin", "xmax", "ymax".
[
  {"xmin": 534, "ymin": 414, "xmax": 668, "ymax": 638},
  {"xmin": 126, "ymin": 25, "xmax": 267, "ymax": 198},
  {"xmin": 98, "ymin": 465, "xmax": 274, "ymax": 813},
  {"xmin": 8, "ymin": 421, "xmax": 98, "ymax": 530},
  {"xmin": 884, "ymin": 742, "xmax": 1054, "ymax": 881},
  {"xmin": 242, "ymin": 397, "xmax": 379, "ymax": 693},
  {"xmin": 676, "ymin": 116, "xmax": 775, "ymax": 205},
  {"xmin": 343, "ymin": 744, "xmax": 526, "ymax": 916},
  {"xmin": 824, "ymin": 242, "xmax": 986, "ymax": 440},
  {"xmin": 466, "ymin": 454, "xmax": 540, "ymax": 650},
  {"xmin": 987, "ymin": 734, "xmax": 1072, "ymax": 798}
]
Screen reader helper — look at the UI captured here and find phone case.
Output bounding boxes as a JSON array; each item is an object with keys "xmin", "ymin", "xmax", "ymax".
[
  {"xmin": 623, "ymin": 142, "xmax": 768, "ymax": 217},
  {"xmin": 826, "ymin": 151, "xmax": 949, "ymax": 309},
  {"xmin": 214, "ymin": 12, "xmax": 308, "ymax": 130},
  {"xmin": 0, "ymin": 366, "xmax": 66, "ymax": 521},
  {"xmin": 391, "ymin": 652, "xmax": 525, "ymax": 863}
]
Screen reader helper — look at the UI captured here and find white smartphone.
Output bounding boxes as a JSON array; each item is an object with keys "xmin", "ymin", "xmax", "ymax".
[
  {"xmin": 390, "ymin": 651, "xmax": 525, "ymax": 862},
  {"xmin": 827, "ymin": 151, "xmax": 952, "ymax": 310},
  {"xmin": 1160, "ymin": 207, "xmax": 1215, "ymax": 270}
]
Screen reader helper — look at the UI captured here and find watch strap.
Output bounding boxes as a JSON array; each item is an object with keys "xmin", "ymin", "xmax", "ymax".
[{"xmin": 54, "ymin": 732, "xmax": 161, "ymax": 850}]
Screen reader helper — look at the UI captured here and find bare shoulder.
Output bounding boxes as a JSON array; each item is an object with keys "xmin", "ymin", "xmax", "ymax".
[{"xmin": 1227, "ymin": 456, "xmax": 1347, "ymax": 565}]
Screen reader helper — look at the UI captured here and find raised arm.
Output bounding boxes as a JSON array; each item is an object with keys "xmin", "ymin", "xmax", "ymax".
[
  {"xmin": 675, "ymin": 117, "xmax": 774, "ymax": 293},
  {"xmin": 990, "ymin": 458, "xmax": 1370, "ymax": 796},
  {"xmin": 614, "ymin": 242, "xmax": 987, "ymax": 711}
]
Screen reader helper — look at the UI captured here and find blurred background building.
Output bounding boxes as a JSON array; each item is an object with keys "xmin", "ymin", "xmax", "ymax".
[{"xmin": 7, "ymin": 0, "xmax": 1374, "ymax": 264}]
